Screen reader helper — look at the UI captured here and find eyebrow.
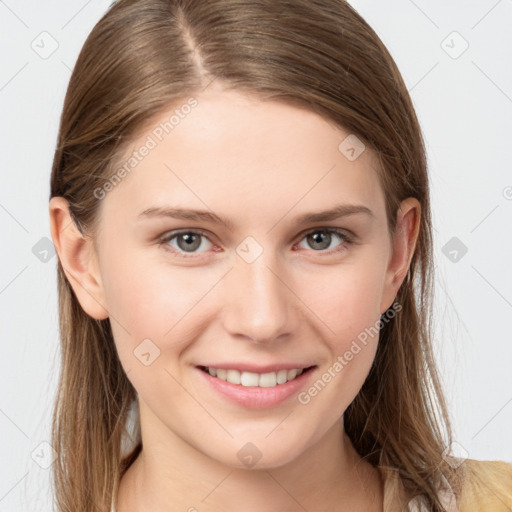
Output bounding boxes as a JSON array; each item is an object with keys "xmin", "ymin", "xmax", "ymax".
[{"xmin": 137, "ymin": 203, "xmax": 374, "ymax": 229}]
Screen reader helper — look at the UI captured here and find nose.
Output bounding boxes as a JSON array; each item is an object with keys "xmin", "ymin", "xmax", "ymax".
[{"xmin": 221, "ymin": 252, "xmax": 297, "ymax": 345}]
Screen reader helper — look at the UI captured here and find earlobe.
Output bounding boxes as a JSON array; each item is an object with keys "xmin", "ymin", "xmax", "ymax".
[
  {"xmin": 49, "ymin": 197, "xmax": 109, "ymax": 320},
  {"xmin": 380, "ymin": 197, "xmax": 421, "ymax": 314}
]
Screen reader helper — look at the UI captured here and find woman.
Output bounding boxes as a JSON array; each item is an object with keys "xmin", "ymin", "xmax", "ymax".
[{"xmin": 48, "ymin": 0, "xmax": 512, "ymax": 510}]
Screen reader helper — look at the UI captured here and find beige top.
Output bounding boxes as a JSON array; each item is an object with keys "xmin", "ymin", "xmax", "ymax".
[
  {"xmin": 111, "ymin": 459, "xmax": 512, "ymax": 512},
  {"xmin": 379, "ymin": 459, "xmax": 512, "ymax": 512}
]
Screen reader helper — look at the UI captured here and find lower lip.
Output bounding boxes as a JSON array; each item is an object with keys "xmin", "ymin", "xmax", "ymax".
[{"xmin": 197, "ymin": 367, "xmax": 316, "ymax": 409}]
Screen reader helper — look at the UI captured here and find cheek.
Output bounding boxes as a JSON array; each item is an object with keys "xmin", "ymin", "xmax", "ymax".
[
  {"xmin": 102, "ymin": 254, "xmax": 203, "ymax": 414},
  {"xmin": 298, "ymin": 256, "xmax": 386, "ymax": 338},
  {"xmin": 293, "ymin": 258, "xmax": 385, "ymax": 401},
  {"xmin": 103, "ymin": 246, "xmax": 202, "ymax": 329},
  {"xmin": 295, "ymin": 276, "xmax": 383, "ymax": 422},
  {"xmin": 101, "ymin": 250, "xmax": 228, "ymax": 372}
]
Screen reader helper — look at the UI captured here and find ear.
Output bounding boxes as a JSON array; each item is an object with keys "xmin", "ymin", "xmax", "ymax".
[
  {"xmin": 49, "ymin": 197, "xmax": 109, "ymax": 320},
  {"xmin": 379, "ymin": 197, "xmax": 421, "ymax": 314}
]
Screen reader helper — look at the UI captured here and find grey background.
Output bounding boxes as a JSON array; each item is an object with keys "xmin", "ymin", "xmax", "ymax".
[{"xmin": 1, "ymin": 0, "xmax": 511, "ymax": 509}]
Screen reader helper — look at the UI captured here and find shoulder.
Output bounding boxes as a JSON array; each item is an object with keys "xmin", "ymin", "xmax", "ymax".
[
  {"xmin": 379, "ymin": 459, "xmax": 512, "ymax": 512},
  {"xmin": 458, "ymin": 458, "xmax": 512, "ymax": 511}
]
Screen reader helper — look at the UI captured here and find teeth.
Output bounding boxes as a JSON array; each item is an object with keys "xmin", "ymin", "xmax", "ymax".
[
  {"xmin": 205, "ymin": 367, "xmax": 307, "ymax": 387},
  {"xmin": 276, "ymin": 369, "xmax": 288, "ymax": 384},
  {"xmin": 226, "ymin": 369, "xmax": 241, "ymax": 385},
  {"xmin": 240, "ymin": 371, "xmax": 258, "ymax": 387},
  {"xmin": 259, "ymin": 372, "xmax": 277, "ymax": 387}
]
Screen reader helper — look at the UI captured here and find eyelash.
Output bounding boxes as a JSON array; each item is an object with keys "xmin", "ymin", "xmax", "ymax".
[{"xmin": 158, "ymin": 227, "xmax": 355, "ymax": 258}]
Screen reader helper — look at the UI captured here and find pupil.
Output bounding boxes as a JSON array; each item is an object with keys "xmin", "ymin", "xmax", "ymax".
[
  {"xmin": 309, "ymin": 232, "xmax": 330, "ymax": 250},
  {"xmin": 179, "ymin": 233, "xmax": 200, "ymax": 252}
]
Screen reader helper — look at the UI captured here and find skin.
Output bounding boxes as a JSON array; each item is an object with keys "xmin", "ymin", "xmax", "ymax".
[{"xmin": 50, "ymin": 83, "xmax": 420, "ymax": 511}]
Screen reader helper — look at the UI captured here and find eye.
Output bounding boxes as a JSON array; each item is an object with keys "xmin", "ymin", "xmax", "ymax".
[
  {"xmin": 296, "ymin": 228, "xmax": 353, "ymax": 253},
  {"xmin": 158, "ymin": 227, "xmax": 354, "ymax": 258},
  {"xmin": 159, "ymin": 229, "xmax": 214, "ymax": 255}
]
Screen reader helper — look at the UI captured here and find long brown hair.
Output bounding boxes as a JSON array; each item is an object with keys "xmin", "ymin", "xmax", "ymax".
[{"xmin": 50, "ymin": 1, "xmax": 475, "ymax": 510}]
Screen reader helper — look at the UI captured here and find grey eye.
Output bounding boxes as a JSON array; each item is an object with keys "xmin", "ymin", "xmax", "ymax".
[
  {"xmin": 298, "ymin": 229, "xmax": 346, "ymax": 251},
  {"xmin": 306, "ymin": 231, "xmax": 333, "ymax": 250},
  {"xmin": 163, "ymin": 231, "xmax": 213, "ymax": 254},
  {"xmin": 176, "ymin": 233, "xmax": 202, "ymax": 252}
]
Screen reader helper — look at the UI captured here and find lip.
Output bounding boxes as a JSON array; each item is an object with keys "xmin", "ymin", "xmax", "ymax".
[
  {"xmin": 196, "ymin": 365, "xmax": 317, "ymax": 409},
  {"xmin": 198, "ymin": 362, "xmax": 314, "ymax": 373}
]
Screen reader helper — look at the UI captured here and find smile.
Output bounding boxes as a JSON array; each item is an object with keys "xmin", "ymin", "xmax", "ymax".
[
  {"xmin": 200, "ymin": 366, "xmax": 310, "ymax": 388},
  {"xmin": 197, "ymin": 364, "xmax": 317, "ymax": 409}
]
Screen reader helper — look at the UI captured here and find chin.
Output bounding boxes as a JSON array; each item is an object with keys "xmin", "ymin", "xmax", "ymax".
[{"xmin": 201, "ymin": 434, "xmax": 309, "ymax": 471}]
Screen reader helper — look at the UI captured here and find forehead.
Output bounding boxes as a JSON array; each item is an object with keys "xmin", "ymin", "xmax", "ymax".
[{"xmin": 101, "ymin": 86, "xmax": 386, "ymax": 227}]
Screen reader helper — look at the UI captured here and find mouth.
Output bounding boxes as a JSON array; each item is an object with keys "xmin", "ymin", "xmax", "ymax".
[
  {"xmin": 197, "ymin": 363, "xmax": 317, "ymax": 408},
  {"xmin": 198, "ymin": 365, "xmax": 316, "ymax": 388}
]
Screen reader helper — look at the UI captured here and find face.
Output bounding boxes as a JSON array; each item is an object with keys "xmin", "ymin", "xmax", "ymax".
[{"xmin": 54, "ymin": 84, "xmax": 418, "ymax": 470}]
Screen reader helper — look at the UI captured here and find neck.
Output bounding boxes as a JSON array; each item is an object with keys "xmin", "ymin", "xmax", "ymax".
[{"xmin": 117, "ymin": 407, "xmax": 383, "ymax": 512}]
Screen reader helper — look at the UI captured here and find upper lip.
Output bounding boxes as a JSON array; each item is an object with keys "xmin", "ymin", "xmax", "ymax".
[{"xmin": 198, "ymin": 363, "xmax": 316, "ymax": 373}]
